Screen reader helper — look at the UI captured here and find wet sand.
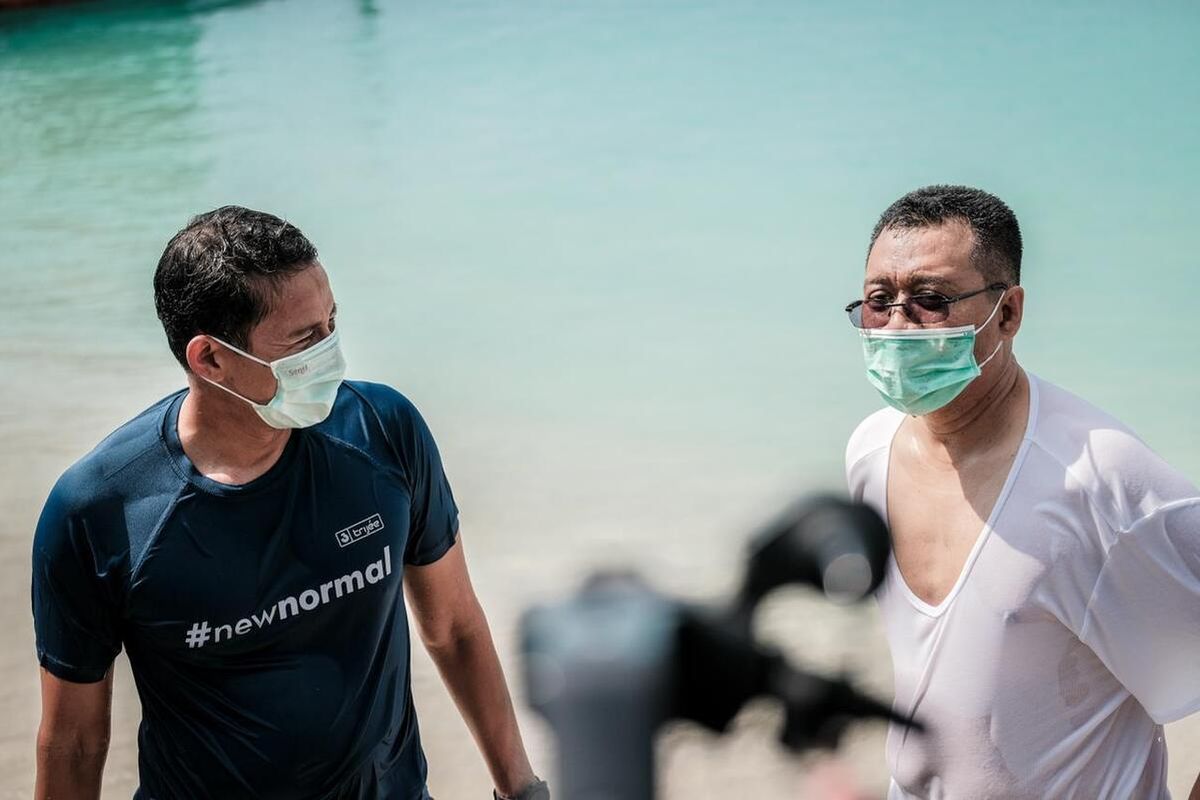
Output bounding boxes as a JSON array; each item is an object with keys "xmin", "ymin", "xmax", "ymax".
[{"xmin": 2, "ymin": 349, "xmax": 1197, "ymax": 798}]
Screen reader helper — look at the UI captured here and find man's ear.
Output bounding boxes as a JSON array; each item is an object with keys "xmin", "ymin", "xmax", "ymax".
[
  {"xmin": 186, "ymin": 335, "xmax": 223, "ymax": 379},
  {"xmin": 999, "ymin": 286, "xmax": 1024, "ymax": 338}
]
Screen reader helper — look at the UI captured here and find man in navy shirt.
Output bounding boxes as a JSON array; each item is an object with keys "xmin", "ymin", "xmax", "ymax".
[{"xmin": 32, "ymin": 207, "xmax": 547, "ymax": 800}]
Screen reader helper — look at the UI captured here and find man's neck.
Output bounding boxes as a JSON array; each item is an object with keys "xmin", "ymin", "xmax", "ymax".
[
  {"xmin": 178, "ymin": 380, "xmax": 292, "ymax": 485},
  {"xmin": 911, "ymin": 357, "xmax": 1028, "ymax": 463}
]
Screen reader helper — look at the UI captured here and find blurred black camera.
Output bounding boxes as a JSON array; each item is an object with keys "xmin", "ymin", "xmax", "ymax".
[{"xmin": 520, "ymin": 496, "xmax": 922, "ymax": 800}]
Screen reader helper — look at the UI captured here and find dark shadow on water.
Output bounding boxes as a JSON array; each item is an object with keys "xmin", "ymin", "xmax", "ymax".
[{"xmin": 0, "ymin": 0, "xmax": 266, "ymax": 24}]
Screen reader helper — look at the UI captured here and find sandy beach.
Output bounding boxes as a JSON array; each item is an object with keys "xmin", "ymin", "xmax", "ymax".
[
  {"xmin": 0, "ymin": 343, "xmax": 892, "ymax": 798},
  {"xmin": 1, "ymin": 341, "xmax": 1197, "ymax": 800}
]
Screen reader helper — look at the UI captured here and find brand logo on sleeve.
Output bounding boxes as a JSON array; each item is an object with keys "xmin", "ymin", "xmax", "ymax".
[{"xmin": 334, "ymin": 513, "xmax": 385, "ymax": 548}]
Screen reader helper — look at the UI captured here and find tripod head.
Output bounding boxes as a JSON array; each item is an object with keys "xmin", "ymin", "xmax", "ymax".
[{"xmin": 520, "ymin": 496, "xmax": 921, "ymax": 800}]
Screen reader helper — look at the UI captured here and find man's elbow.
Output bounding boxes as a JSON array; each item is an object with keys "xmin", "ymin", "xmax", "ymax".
[
  {"xmin": 37, "ymin": 724, "xmax": 111, "ymax": 764},
  {"xmin": 417, "ymin": 606, "xmax": 489, "ymax": 658}
]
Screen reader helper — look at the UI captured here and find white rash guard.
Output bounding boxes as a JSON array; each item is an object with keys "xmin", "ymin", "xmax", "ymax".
[{"xmin": 846, "ymin": 372, "xmax": 1200, "ymax": 799}]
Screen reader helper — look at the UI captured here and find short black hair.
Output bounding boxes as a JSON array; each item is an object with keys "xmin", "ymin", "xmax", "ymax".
[
  {"xmin": 868, "ymin": 185, "xmax": 1022, "ymax": 286},
  {"xmin": 153, "ymin": 206, "xmax": 318, "ymax": 369}
]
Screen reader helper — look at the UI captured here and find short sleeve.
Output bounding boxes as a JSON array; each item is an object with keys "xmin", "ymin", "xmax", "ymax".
[
  {"xmin": 31, "ymin": 482, "xmax": 123, "ymax": 683},
  {"xmin": 387, "ymin": 398, "xmax": 460, "ymax": 566},
  {"xmin": 1078, "ymin": 500, "xmax": 1200, "ymax": 723}
]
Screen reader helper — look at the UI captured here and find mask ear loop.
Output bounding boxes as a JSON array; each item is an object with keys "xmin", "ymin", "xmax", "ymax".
[
  {"xmin": 199, "ymin": 336, "xmax": 274, "ymax": 408},
  {"xmin": 974, "ymin": 289, "xmax": 1007, "ymax": 334},
  {"xmin": 209, "ymin": 336, "xmax": 273, "ymax": 368},
  {"xmin": 977, "ymin": 339, "xmax": 1004, "ymax": 370},
  {"xmin": 199, "ymin": 373, "xmax": 265, "ymax": 409},
  {"xmin": 975, "ymin": 289, "xmax": 1008, "ymax": 370}
]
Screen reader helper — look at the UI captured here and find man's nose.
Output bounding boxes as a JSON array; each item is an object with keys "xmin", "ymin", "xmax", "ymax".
[{"xmin": 884, "ymin": 301, "xmax": 922, "ymax": 330}]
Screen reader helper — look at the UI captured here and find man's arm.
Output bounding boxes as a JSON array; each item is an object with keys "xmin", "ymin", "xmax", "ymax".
[
  {"xmin": 404, "ymin": 536, "xmax": 538, "ymax": 797},
  {"xmin": 1189, "ymin": 772, "xmax": 1200, "ymax": 800},
  {"xmin": 35, "ymin": 666, "xmax": 113, "ymax": 800}
]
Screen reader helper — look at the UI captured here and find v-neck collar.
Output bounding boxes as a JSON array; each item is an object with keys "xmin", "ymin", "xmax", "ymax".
[{"xmin": 881, "ymin": 372, "xmax": 1041, "ymax": 618}]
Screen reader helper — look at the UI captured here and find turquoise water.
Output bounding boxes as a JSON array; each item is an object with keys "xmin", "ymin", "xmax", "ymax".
[
  {"xmin": 3, "ymin": 2, "xmax": 1199, "ymax": 795},
  {"xmin": 3, "ymin": 0, "xmax": 1199, "ymax": 505},
  {"xmin": 2, "ymin": 1, "xmax": 1200, "ymax": 489},
  {"xmin": 2, "ymin": 0, "xmax": 1198, "ymax": 519}
]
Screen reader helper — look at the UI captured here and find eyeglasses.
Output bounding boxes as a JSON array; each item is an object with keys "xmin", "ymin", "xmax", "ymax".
[{"xmin": 845, "ymin": 282, "xmax": 1007, "ymax": 329}]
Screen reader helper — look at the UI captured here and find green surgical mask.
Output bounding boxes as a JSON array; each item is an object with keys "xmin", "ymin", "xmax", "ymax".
[{"xmin": 858, "ymin": 293, "xmax": 1005, "ymax": 416}]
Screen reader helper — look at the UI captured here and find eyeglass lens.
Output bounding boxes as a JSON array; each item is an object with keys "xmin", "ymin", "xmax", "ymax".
[{"xmin": 855, "ymin": 295, "xmax": 951, "ymax": 328}]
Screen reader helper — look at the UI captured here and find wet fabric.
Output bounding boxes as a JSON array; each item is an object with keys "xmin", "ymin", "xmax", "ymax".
[
  {"xmin": 32, "ymin": 381, "xmax": 459, "ymax": 800},
  {"xmin": 846, "ymin": 373, "xmax": 1200, "ymax": 799}
]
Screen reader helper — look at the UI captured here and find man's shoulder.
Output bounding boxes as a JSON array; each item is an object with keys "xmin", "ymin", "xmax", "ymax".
[
  {"xmin": 50, "ymin": 392, "xmax": 182, "ymax": 511},
  {"xmin": 1030, "ymin": 374, "xmax": 1198, "ymax": 526},
  {"xmin": 1032, "ymin": 374, "xmax": 1163, "ymax": 472},
  {"xmin": 319, "ymin": 381, "xmax": 435, "ymax": 462},
  {"xmin": 1031, "ymin": 374, "xmax": 1136, "ymax": 436},
  {"xmin": 846, "ymin": 406, "xmax": 904, "ymax": 470},
  {"xmin": 36, "ymin": 392, "xmax": 184, "ymax": 558},
  {"xmin": 336, "ymin": 380, "xmax": 417, "ymax": 417},
  {"xmin": 843, "ymin": 406, "xmax": 903, "ymax": 502},
  {"xmin": 323, "ymin": 380, "xmax": 425, "ymax": 437}
]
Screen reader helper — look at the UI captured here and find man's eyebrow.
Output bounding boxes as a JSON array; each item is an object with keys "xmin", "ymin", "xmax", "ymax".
[
  {"xmin": 906, "ymin": 272, "xmax": 958, "ymax": 292},
  {"xmin": 862, "ymin": 272, "xmax": 960, "ymax": 294}
]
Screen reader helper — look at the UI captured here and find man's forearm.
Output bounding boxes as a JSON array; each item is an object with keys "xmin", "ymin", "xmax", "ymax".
[
  {"xmin": 35, "ymin": 737, "xmax": 107, "ymax": 800},
  {"xmin": 1188, "ymin": 770, "xmax": 1200, "ymax": 800},
  {"xmin": 425, "ymin": 617, "xmax": 535, "ymax": 796}
]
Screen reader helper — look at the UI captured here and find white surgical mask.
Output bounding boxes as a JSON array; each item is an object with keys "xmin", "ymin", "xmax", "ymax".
[{"xmin": 202, "ymin": 329, "xmax": 347, "ymax": 429}]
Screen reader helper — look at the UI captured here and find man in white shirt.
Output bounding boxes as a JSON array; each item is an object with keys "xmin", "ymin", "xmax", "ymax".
[{"xmin": 843, "ymin": 185, "xmax": 1200, "ymax": 798}]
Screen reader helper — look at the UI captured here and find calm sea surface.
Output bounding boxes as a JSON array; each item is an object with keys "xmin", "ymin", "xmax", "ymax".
[{"xmin": 1, "ymin": 1, "xmax": 1198, "ymax": 796}]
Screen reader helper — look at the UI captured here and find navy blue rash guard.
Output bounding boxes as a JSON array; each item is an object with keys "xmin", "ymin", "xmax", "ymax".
[{"xmin": 31, "ymin": 381, "xmax": 459, "ymax": 800}]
